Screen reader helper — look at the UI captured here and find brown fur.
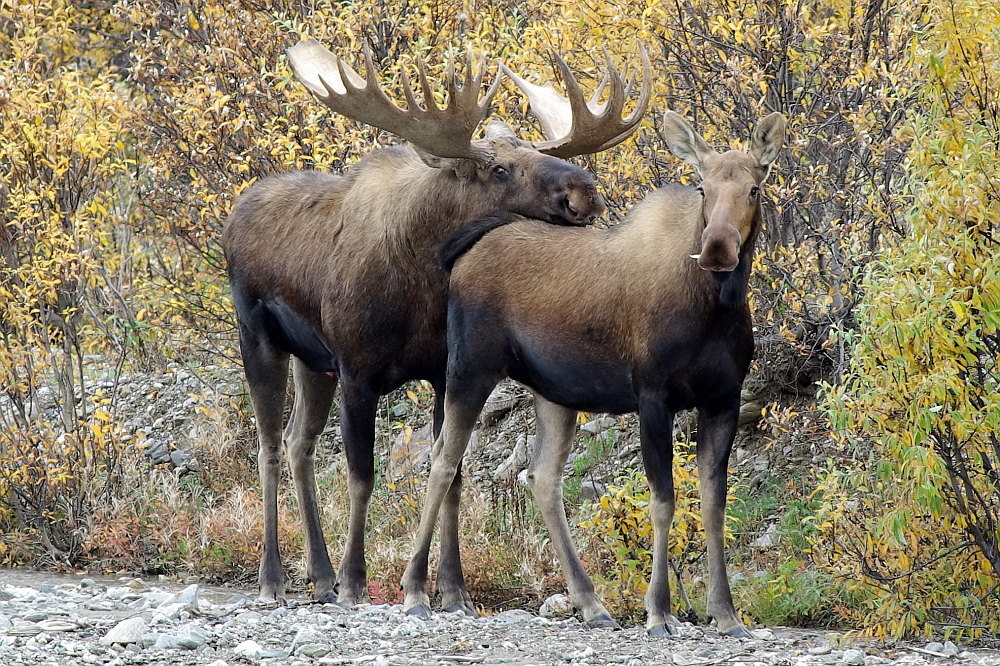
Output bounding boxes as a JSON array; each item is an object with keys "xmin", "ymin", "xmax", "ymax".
[
  {"xmin": 401, "ymin": 112, "xmax": 786, "ymax": 635},
  {"xmin": 450, "ymin": 184, "xmax": 734, "ymax": 368},
  {"xmin": 222, "ymin": 128, "xmax": 606, "ymax": 607}
]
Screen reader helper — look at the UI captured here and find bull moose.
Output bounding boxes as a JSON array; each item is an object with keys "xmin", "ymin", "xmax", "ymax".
[
  {"xmin": 400, "ymin": 108, "xmax": 785, "ymax": 636},
  {"xmin": 221, "ymin": 38, "xmax": 650, "ymax": 608}
]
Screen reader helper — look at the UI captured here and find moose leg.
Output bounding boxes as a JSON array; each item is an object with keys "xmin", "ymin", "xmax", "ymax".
[
  {"xmin": 528, "ymin": 395, "xmax": 616, "ymax": 627},
  {"xmin": 239, "ymin": 330, "xmax": 290, "ymax": 604},
  {"xmin": 336, "ymin": 380, "xmax": 378, "ymax": 606},
  {"xmin": 431, "ymin": 385, "xmax": 476, "ymax": 616},
  {"xmin": 401, "ymin": 383, "xmax": 493, "ymax": 617},
  {"xmin": 697, "ymin": 401, "xmax": 751, "ymax": 637},
  {"xmin": 638, "ymin": 396, "xmax": 679, "ymax": 636},
  {"xmin": 284, "ymin": 359, "xmax": 338, "ymax": 603}
]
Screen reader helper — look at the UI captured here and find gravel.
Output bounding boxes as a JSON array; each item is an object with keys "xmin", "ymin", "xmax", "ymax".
[{"xmin": 2, "ymin": 573, "xmax": 998, "ymax": 666}]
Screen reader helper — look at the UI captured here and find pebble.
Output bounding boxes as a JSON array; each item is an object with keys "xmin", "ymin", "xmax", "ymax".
[
  {"xmin": 100, "ymin": 616, "xmax": 148, "ymax": 645},
  {"xmin": 1, "ymin": 573, "xmax": 999, "ymax": 666},
  {"xmin": 538, "ymin": 593, "xmax": 573, "ymax": 618},
  {"xmin": 840, "ymin": 648, "xmax": 867, "ymax": 666}
]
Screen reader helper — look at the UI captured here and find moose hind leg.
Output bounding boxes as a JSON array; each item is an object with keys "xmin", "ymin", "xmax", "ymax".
[
  {"xmin": 238, "ymin": 322, "xmax": 291, "ymax": 604},
  {"xmin": 336, "ymin": 380, "xmax": 378, "ymax": 606},
  {"xmin": 528, "ymin": 395, "xmax": 615, "ymax": 628},
  {"xmin": 285, "ymin": 358, "xmax": 338, "ymax": 603},
  {"xmin": 697, "ymin": 401, "xmax": 751, "ymax": 638},
  {"xmin": 638, "ymin": 396, "xmax": 679, "ymax": 636}
]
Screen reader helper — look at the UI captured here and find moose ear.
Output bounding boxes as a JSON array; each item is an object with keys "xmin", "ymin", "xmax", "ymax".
[
  {"xmin": 748, "ymin": 112, "xmax": 786, "ymax": 167},
  {"xmin": 484, "ymin": 119, "xmax": 517, "ymax": 141},
  {"xmin": 413, "ymin": 148, "xmax": 479, "ymax": 181},
  {"xmin": 662, "ymin": 111, "xmax": 716, "ymax": 171}
]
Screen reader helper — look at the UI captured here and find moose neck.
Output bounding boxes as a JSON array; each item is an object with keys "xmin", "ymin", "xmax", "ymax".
[{"xmin": 345, "ymin": 147, "xmax": 497, "ymax": 266}]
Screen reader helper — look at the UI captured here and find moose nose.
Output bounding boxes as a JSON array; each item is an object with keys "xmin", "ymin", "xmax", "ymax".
[
  {"xmin": 561, "ymin": 192, "xmax": 597, "ymax": 225},
  {"xmin": 697, "ymin": 224, "xmax": 742, "ymax": 272},
  {"xmin": 564, "ymin": 187, "xmax": 605, "ymax": 222}
]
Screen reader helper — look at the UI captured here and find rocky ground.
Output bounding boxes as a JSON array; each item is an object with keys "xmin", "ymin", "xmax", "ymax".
[{"xmin": 2, "ymin": 572, "xmax": 997, "ymax": 666}]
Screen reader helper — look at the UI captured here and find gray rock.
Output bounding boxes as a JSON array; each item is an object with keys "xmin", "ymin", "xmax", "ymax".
[
  {"xmin": 152, "ymin": 633, "xmax": 181, "ymax": 650},
  {"xmin": 291, "ymin": 627, "xmax": 325, "ymax": 653},
  {"xmin": 495, "ymin": 609, "xmax": 535, "ymax": 624},
  {"xmin": 144, "ymin": 439, "xmax": 170, "ymax": 464},
  {"xmin": 233, "ymin": 639, "xmax": 262, "ymax": 660},
  {"xmin": 739, "ymin": 401, "xmax": 764, "ymax": 427},
  {"xmin": 580, "ymin": 416, "xmax": 616, "ymax": 434},
  {"xmin": 750, "ymin": 523, "xmax": 779, "ymax": 548},
  {"xmin": 173, "ymin": 622, "xmax": 209, "ymax": 649},
  {"xmin": 578, "ymin": 479, "xmax": 606, "ymax": 501},
  {"xmin": 538, "ymin": 593, "xmax": 573, "ymax": 619},
  {"xmin": 480, "ymin": 384, "xmax": 528, "ymax": 427},
  {"xmin": 231, "ymin": 610, "xmax": 262, "ymax": 624},
  {"xmin": 157, "ymin": 583, "xmax": 199, "ymax": 608},
  {"xmin": 840, "ymin": 649, "xmax": 866, "ymax": 666},
  {"xmin": 104, "ymin": 586, "xmax": 133, "ymax": 601},
  {"xmin": 170, "ymin": 448, "xmax": 196, "ymax": 470},
  {"xmin": 493, "ymin": 433, "xmax": 530, "ymax": 481},
  {"xmin": 296, "ymin": 642, "xmax": 330, "ymax": 658},
  {"xmin": 100, "ymin": 617, "xmax": 148, "ymax": 645}
]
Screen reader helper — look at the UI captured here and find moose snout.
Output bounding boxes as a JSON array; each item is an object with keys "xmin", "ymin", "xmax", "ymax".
[
  {"xmin": 697, "ymin": 224, "xmax": 742, "ymax": 272},
  {"xmin": 562, "ymin": 186, "xmax": 605, "ymax": 224}
]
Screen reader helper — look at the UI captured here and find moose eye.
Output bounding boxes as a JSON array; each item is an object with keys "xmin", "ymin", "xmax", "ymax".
[
  {"xmin": 491, "ymin": 165, "xmax": 509, "ymax": 179},
  {"xmin": 749, "ymin": 186, "xmax": 759, "ymax": 198}
]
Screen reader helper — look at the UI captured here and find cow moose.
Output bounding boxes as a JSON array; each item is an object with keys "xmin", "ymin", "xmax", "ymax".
[
  {"xmin": 221, "ymin": 38, "xmax": 651, "ymax": 608},
  {"xmin": 400, "ymin": 108, "xmax": 786, "ymax": 636}
]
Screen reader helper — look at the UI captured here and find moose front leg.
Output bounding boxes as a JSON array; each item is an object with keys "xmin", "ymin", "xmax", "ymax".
[
  {"xmin": 431, "ymin": 384, "xmax": 476, "ymax": 616},
  {"xmin": 528, "ymin": 395, "xmax": 615, "ymax": 627},
  {"xmin": 337, "ymin": 381, "xmax": 378, "ymax": 607},
  {"xmin": 638, "ymin": 396, "xmax": 680, "ymax": 636},
  {"xmin": 697, "ymin": 400, "xmax": 751, "ymax": 637},
  {"xmin": 401, "ymin": 385, "xmax": 491, "ymax": 617},
  {"xmin": 435, "ymin": 462, "xmax": 475, "ymax": 614}
]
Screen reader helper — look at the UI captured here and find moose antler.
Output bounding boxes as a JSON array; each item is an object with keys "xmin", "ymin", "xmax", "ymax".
[
  {"xmin": 286, "ymin": 38, "xmax": 503, "ymax": 162},
  {"xmin": 502, "ymin": 44, "xmax": 652, "ymax": 158}
]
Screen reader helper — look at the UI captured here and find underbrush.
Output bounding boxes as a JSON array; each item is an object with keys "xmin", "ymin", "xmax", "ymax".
[{"xmin": 2, "ymin": 371, "xmax": 856, "ymax": 633}]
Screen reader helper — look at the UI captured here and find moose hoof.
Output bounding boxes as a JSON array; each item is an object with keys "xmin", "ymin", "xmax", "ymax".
[
  {"xmin": 719, "ymin": 624, "xmax": 753, "ymax": 638},
  {"xmin": 314, "ymin": 590, "xmax": 338, "ymax": 605},
  {"xmin": 443, "ymin": 601, "xmax": 478, "ymax": 617},
  {"xmin": 254, "ymin": 596, "xmax": 286, "ymax": 608},
  {"xmin": 646, "ymin": 623, "xmax": 676, "ymax": 637},
  {"xmin": 584, "ymin": 613, "xmax": 620, "ymax": 630},
  {"xmin": 405, "ymin": 603, "xmax": 433, "ymax": 619}
]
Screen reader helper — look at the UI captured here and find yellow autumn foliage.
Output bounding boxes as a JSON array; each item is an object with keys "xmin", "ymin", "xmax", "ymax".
[
  {"xmin": 819, "ymin": 0, "xmax": 1000, "ymax": 638},
  {"xmin": 0, "ymin": 0, "xmax": 993, "ymax": 637}
]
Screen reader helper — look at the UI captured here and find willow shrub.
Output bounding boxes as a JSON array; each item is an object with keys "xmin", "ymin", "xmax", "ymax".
[
  {"xmin": 0, "ymin": 0, "xmax": 140, "ymax": 564},
  {"xmin": 0, "ymin": 0, "xmax": 977, "ymax": 636},
  {"xmin": 818, "ymin": 0, "xmax": 1000, "ymax": 638}
]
